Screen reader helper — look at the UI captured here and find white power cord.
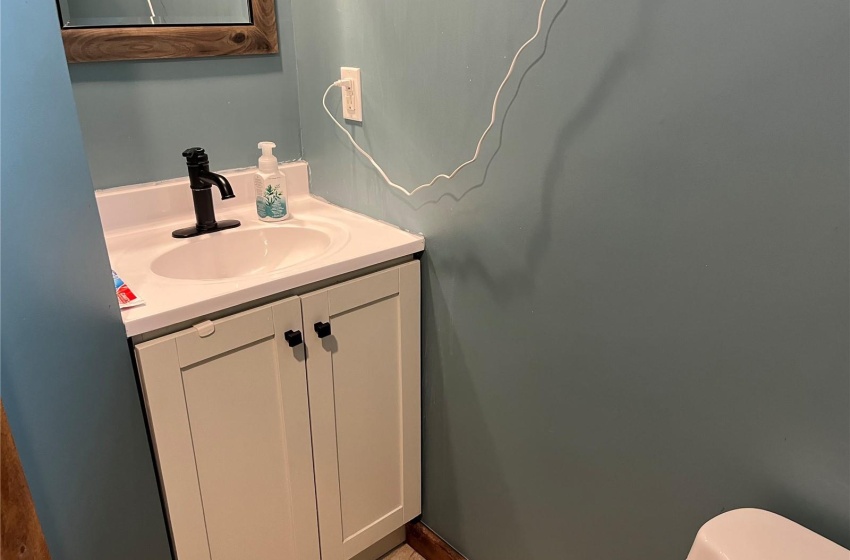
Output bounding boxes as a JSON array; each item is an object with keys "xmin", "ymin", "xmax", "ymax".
[{"xmin": 323, "ymin": 0, "xmax": 549, "ymax": 197}]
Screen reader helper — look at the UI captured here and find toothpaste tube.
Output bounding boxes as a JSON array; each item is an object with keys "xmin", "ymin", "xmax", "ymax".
[{"xmin": 112, "ymin": 270, "xmax": 145, "ymax": 309}]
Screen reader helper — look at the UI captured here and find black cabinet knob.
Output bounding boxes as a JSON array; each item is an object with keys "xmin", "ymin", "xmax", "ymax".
[
  {"xmin": 283, "ymin": 330, "xmax": 303, "ymax": 347},
  {"xmin": 314, "ymin": 321, "xmax": 332, "ymax": 339}
]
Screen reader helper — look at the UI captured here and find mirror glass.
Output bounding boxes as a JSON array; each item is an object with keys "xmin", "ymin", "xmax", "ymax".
[{"xmin": 58, "ymin": 0, "xmax": 252, "ymax": 28}]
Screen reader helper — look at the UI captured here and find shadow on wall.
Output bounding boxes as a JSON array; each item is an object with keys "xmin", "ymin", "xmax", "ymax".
[
  {"xmin": 412, "ymin": 0, "xmax": 658, "ymax": 303},
  {"xmin": 415, "ymin": 0, "xmax": 686, "ymax": 556}
]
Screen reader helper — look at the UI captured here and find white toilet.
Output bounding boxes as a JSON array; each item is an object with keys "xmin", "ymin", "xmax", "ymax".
[{"xmin": 687, "ymin": 508, "xmax": 849, "ymax": 560}]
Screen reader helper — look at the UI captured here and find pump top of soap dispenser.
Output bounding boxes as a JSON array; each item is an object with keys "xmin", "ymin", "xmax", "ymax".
[{"xmin": 258, "ymin": 142, "xmax": 279, "ymax": 173}]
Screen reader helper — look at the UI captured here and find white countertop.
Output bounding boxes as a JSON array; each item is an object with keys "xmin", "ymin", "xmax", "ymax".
[{"xmin": 96, "ymin": 162, "xmax": 424, "ymax": 337}]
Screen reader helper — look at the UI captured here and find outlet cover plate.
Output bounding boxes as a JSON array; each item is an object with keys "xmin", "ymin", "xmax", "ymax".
[{"xmin": 340, "ymin": 67, "xmax": 362, "ymax": 122}]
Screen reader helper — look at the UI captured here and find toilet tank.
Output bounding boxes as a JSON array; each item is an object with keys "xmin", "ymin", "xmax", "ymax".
[{"xmin": 687, "ymin": 508, "xmax": 849, "ymax": 560}]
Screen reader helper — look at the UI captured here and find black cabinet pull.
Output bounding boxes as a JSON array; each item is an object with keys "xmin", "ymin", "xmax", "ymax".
[
  {"xmin": 314, "ymin": 321, "xmax": 332, "ymax": 339},
  {"xmin": 283, "ymin": 330, "xmax": 303, "ymax": 347}
]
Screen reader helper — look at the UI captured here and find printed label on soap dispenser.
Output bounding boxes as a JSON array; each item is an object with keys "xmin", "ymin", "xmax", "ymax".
[{"xmin": 255, "ymin": 175, "xmax": 287, "ymax": 220}]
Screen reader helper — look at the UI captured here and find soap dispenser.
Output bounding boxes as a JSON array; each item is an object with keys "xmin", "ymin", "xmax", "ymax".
[{"xmin": 254, "ymin": 142, "xmax": 289, "ymax": 222}]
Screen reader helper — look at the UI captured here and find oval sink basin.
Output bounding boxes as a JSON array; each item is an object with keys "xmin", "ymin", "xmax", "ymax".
[{"xmin": 151, "ymin": 226, "xmax": 332, "ymax": 281}]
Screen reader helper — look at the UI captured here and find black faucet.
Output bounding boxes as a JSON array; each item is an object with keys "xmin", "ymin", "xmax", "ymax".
[{"xmin": 172, "ymin": 147, "xmax": 241, "ymax": 238}]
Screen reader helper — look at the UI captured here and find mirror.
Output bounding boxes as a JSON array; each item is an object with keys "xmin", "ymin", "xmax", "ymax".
[
  {"xmin": 58, "ymin": 0, "xmax": 252, "ymax": 28},
  {"xmin": 59, "ymin": 0, "xmax": 278, "ymax": 63}
]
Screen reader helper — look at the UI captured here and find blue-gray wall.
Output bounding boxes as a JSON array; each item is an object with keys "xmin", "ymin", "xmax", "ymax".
[
  {"xmin": 68, "ymin": 2, "xmax": 302, "ymax": 189},
  {"xmin": 289, "ymin": 0, "xmax": 850, "ymax": 557},
  {"xmin": 0, "ymin": 1, "xmax": 172, "ymax": 558}
]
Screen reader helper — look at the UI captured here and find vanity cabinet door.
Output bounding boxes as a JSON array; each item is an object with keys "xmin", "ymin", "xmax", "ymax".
[
  {"xmin": 135, "ymin": 298, "xmax": 320, "ymax": 560},
  {"xmin": 301, "ymin": 261, "xmax": 421, "ymax": 560}
]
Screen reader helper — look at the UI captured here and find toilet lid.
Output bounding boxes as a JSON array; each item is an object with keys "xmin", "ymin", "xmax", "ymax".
[{"xmin": 687, "ymin": 508, "xmax": 849, "ymax": 560}]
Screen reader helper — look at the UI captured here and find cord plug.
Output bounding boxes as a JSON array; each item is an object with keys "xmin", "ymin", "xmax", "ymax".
[{"xmin": 338, "ymin": 78, "xmax": 356, "ymax": 114}]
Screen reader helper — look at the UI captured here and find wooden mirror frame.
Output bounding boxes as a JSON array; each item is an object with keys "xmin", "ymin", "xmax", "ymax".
[{"xmin": 61, "ymin": 0, "xmax": 278, "ymax": 63}]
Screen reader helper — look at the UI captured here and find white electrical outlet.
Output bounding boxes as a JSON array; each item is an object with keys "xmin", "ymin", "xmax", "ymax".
[{"xmin": 340, "ymin": 67, "xmax": 362, "ymax": 122}]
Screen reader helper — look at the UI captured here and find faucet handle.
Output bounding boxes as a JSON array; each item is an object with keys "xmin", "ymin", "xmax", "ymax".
[{"xmin": 182, "ymin": 147, "xmax": 209, "ymax": 166}]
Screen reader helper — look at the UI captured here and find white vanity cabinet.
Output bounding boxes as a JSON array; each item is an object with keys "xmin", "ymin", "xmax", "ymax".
[{"xmin": 134, "ymin": 261, "xmax": 421, "ymax": 560}]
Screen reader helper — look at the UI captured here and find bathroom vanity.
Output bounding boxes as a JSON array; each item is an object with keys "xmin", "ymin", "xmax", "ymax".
[{"xmin": 96, "ymin": 162, "xmax": 424, "ymax": 560}]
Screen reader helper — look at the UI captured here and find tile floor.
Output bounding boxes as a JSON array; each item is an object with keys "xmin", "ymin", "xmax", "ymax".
[{"xmin": 380, "ymin": 544, "xmax": 425, "ymax": 560}]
